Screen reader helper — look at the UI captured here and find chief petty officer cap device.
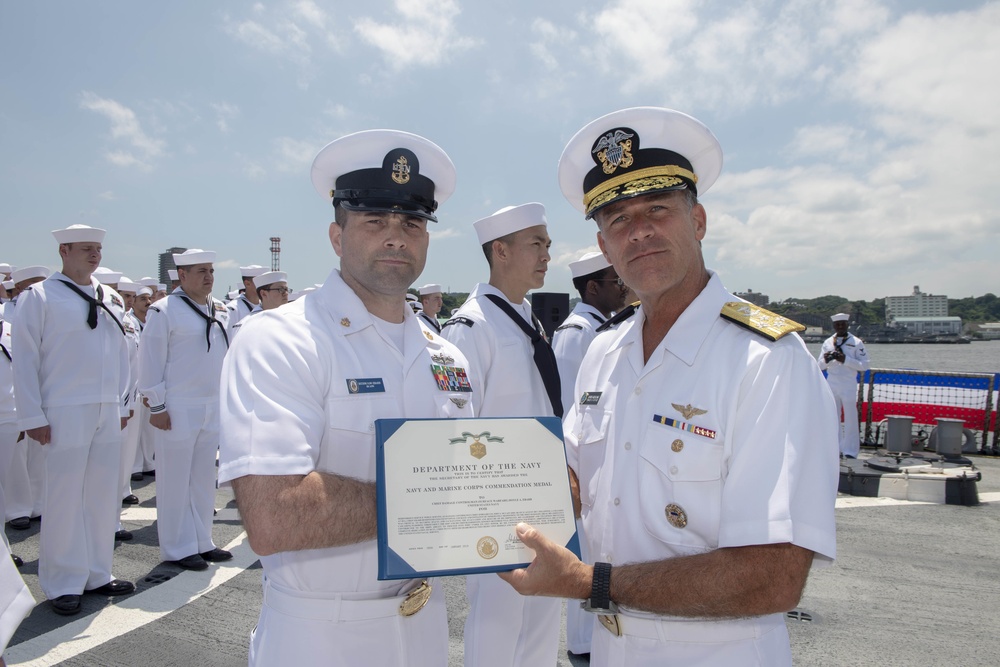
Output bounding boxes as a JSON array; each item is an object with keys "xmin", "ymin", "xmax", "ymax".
[{"xmin": 311, "ymin": 129, "xmax": 457, "ymax": 223}]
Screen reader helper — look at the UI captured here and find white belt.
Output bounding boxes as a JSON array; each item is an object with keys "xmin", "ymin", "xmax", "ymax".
[
  {"xmin": 263, "ymin": 579, "xmax": 432, "ymax": 622},
  {"xmin": 603, "ymin": 611, "xmax": 780, "ymax": 642}
]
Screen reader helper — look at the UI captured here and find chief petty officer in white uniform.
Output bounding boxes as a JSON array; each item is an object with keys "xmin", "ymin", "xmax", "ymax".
[
  {"xmin": 441, "ymin": 203, "xmax": 563, "ymax": 667},
  {"xmin": 218, "ymin": 129, "xmax": 476, "ymax": 666},
  {"xmin": 137, "ymin": 248, "xmax": 233, "ymax": 571},
  {"xmin": 12, "ymin": 224, "xmax": 135, "ymax": 616},
  {"xmin": 818, "ymin": 312, "xmax": 871, "ymax": 458},
  {"xmin": 498, "ymin": 107, "xmax": 840, "ymax": 666}
]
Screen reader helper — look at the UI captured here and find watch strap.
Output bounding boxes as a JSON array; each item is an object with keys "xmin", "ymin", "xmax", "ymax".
[{"xmin": 590, "ymin": 561, "xmax": 613, "ymax": 609}]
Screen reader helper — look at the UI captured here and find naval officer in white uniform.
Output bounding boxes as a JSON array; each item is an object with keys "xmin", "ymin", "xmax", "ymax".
[
  {"xmin": 818, "ymin": 313, "xmax": 870, "ymax": 458},
  {"xmin": 442, "ymin": 203, "xmax": 563, "ymax": 667},
  {"xmin": 498, "ymin": 107, "xmax": 839, "ymax": 666},
  {"xmin": 12, "ymin": 224, "xmax": 135, "ymax": 615},
  {"xmin": 219, "ymin": 129, "xmax": 475, "ymax": 666},
  {"xmin": 137, "ymin": 248, "xmax": 233, "ymax": 571}
]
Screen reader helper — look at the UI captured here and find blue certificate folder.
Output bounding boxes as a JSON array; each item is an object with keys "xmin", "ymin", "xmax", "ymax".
[{"xmin": 375, "ymin": 416, "xmax": 581, "ymax": 581}]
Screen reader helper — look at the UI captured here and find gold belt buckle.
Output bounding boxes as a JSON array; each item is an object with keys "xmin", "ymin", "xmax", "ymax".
[
  {"xmin": 398, "ymin": 580, "xmax": 432, "ymax": 617},
  {"xmin": 598, "ymin": 613, "xmax": 622, "ymax": 637}
]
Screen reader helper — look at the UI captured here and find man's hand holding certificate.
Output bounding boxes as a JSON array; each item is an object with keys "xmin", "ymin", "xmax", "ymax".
[{"xmin": 375, "ymin": 417, "xmax": 580, "ymax": 580}]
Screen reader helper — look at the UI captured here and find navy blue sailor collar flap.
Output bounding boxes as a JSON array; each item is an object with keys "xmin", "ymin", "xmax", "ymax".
[{"xmin": 652, "ymin": 270, "xmax": 729, "ymax": 368}]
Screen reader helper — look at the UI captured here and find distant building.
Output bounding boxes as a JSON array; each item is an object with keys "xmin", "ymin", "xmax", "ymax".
[
  {"xmin": 892, "ymin": 316, "xmax": 962, "ymax": 336},
  {"xmin": 973, "ymin": 323, "xmax": 1000, "ymax": 340},
  {"xmin": 885, "ymin": 285, "xmax": 948, "ymax": 323},
  {"xmin": 158, "ymin": 246, "xmax": 186, "ymax": 285},
  {"xmin": 735, "ymin": 288, "xmax": 769, "ymax": 307}
]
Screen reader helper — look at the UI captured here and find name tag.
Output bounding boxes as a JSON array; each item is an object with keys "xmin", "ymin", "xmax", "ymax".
[
  {"xmin": 580, "ymin": 392, "xmax": 602, "ymax": 405},
  {"xmin": 347, "ymin": 378, "xmax": 385, "ymax": 394}
]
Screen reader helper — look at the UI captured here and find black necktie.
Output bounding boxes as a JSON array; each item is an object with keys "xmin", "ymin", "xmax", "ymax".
[
  {"xmin": 57, "ymin": 280, "xmax": 126, "ymax": 335},
  {"xmin": 484, "ymin": 294, "xmax": 563, "ymax": 418},
  {"xmin": 175, "ymin": 294, "xmax": 229, "ymax": 352}
]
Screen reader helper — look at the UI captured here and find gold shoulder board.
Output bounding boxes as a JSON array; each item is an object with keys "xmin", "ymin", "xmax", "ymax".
[{"xmin": 720, "ymin": 302, "xmax": 805, "ymax": 342}]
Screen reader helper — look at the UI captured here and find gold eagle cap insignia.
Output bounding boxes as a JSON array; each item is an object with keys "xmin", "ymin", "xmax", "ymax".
[{"xmin": 672, "ymin": 403, "xmax": 707, "ymax": 420}]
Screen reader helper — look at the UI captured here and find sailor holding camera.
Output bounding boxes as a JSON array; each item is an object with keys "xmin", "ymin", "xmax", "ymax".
[{"xmin": 818, "ymin": 313, "xmax": 870, "ymax": 458}]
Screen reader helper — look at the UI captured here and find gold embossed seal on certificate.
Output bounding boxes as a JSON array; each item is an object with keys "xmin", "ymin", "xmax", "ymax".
[{"xmin": 374, "ymin": 417, "xmax": 581, "ymax": 580}]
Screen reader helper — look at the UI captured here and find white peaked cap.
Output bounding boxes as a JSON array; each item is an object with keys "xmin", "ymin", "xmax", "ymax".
[
  {"xmin": 137, "ymin": 277, "xmax": 158, "ymax": 287},
  {"xmin": 11, "ymin": 265, "xmax": 51, "ymax": 284},
  {"xmin": 51, "ymin": 224, "xmax": 106, "ymax": 244},
  {"xmin": 558, "ymin": 107, "xmax": 723, "ymax": 217},
  {"xmin": 473, "ymin": 203, "xmax": 547, "ymax": 245},
  {"xmin": 253, "ymin": 271, "xmax": 287, "ymax": 289},
  {"xmin": 172, "ymin": 249, "xmax": 216, "ymax": 266},
  {"xmin": 311, "ymin": 129, "xmax": 456, "ymax": 222},
  {"xmin": 569, "ymin": 251, "xmax": 612, "ymax": 279},
  {"xmin": 168, "ymin": 269, "xmax": 178, "ymax": 281},
  {"xmin": 418, "ymin": 283, "xmax": 442, "ymax": 296},
  {"xmin": 831, "ymin": 313, "xmax": 850, "ymax": 322}
]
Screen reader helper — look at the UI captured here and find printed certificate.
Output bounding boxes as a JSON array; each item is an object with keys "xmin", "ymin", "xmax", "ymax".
[{"xmin": 375, "ymin": 417, "xmax": 580, "ymax": 580}]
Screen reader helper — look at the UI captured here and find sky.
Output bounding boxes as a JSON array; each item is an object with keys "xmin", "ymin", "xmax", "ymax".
[{"xmin": 2, "ymin": 0, "xmax": 998, "ymax": 302}]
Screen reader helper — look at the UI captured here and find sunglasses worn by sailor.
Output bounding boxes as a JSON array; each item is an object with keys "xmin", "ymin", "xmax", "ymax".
[{"xmin": 262, "ymin": 287, "xmax": 291, "ymax": 295}]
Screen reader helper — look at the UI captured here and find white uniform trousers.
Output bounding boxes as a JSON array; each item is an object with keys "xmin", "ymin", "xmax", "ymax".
[
  {"xmin": 250, "ymin": 578, "xmax": 448, "ymax": 666},
  {"xmin": 565, "ymin": 517, "xmax": 594, "ymax": 655},
  {"xmin": 120, "ymin": 408, "xmax": 142, "ymax": 500},
  {"xmin": 0, "ymin": 424, "xmax": 25, "ymax": 532},
  {"xmin": 152, "ymin": 403, "xmax": 219, "ymax": 561},
  {"xmin": 830, "ymin": 385, "xmax": 861, "ymax": 457},
  {"xmin": 2, "ymin": 429, "xmax": 34, "ymax": 521},
  {"xmin": 0, "ymin": 536, "xmax": 33, "ymax": 654},
  {"xmin": 133, "ymin": 401, "xmax": 154, "ymax": 474},
  {"xmin": 590, "ymin": 612, "xmax": 791, "ymax": 666},
  {"xmin": 464, "ymin": 573, "xmax": 561, "ymax": 666},
  {"xmin": 0, "ymin": 424, "xmax": 17, "ymax": 551},
  {"xmin": 27, "ymin": 437, "xmax": 47, "ymax": 518},
  {"xmin": 39, "ymin": 403, "xmax": 120, "ymax": 598}
]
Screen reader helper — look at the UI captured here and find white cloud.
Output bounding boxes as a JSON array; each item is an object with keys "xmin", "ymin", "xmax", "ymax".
[
  {"xmin": 273, "ymin": 136, "xmax": 318, "ymax": 173},
  {"xmin": 243, "ymin": 160, "xmax": 266, "ymax": 180},
  {"xmin": 79, "ymin": 91, "xmax": 166, "ymax": 170},
  {"xmin": 578, "ymin": 0, "xmax": 892, "ymax": 110},
  {"xmin": 211, "ymin": 102, "xmax": 241, "ymax": 133},
  {"xmin": 292, "ymin": 0, "xmax": 327, "ymax": 30},
  {"xmin": 529, "ymin": 18, "xmax": 577, "ymax": 72},
  {"xmin": 354, "ymin": 0, "xmax": 478, "ymax": 70},
  {"xmin": 98, "ymin": 190, "xmax": 117, "ymax": 201},
  {"xmin": 215, "ymin": 259, "xmax": 240, "ymax": 270}
]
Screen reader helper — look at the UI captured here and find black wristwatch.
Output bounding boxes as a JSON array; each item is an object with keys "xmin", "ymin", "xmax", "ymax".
[{"xmin": 581, "ymin": 561, "xmax": 619, "ymax": 614}]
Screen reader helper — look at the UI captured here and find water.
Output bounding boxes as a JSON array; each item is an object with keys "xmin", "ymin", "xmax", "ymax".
[{"xmin": 804, "ymin": 339, "xmax": 1000, "ymax": 375}]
